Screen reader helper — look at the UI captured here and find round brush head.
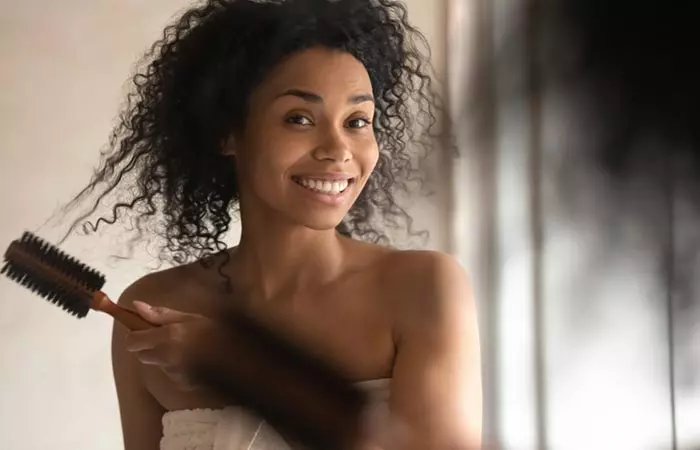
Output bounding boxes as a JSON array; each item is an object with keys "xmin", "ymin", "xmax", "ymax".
[{"xmin": 1, "ymin": 232, "xmax": 106, "ymax": 318}]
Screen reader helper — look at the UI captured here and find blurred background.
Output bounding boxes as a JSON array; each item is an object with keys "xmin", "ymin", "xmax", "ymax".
[{"xmin": 0, "ymin": 0, "xmax": 697, "ymax": 449}]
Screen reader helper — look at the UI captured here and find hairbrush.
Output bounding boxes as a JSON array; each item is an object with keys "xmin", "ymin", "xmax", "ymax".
[{"xmin": 1, "ymin": 231, "xmax": 153, "ymax": 330}]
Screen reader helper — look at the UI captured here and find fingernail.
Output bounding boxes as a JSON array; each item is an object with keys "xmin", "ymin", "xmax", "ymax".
[{"xmin": 133, "ymin": 301, "xmax": 151, "ymax": 310}]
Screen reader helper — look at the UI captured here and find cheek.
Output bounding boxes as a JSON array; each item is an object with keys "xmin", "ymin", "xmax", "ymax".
[
  {"xmin": 237, "ymin": 154, "xmax": 281, "ymax": 189},
  {"xmin": 359, "ymin": 140, "xmax": 380, "ymax": 174},
  {"xmin": 236, "ymin": 136, "xmax": 304, "ymax": 191},
  {"xmin": 236, "ymin": 114, "xmax": 301, "ymax": 177},
  {"xmin": 256, "ymin": 141, "xmax": 306, "ymax": 179}
]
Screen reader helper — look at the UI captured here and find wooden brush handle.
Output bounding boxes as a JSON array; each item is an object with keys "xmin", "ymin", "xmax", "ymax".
[{"xmin": 91, "ymin": 292, "xmax": 155, "ymax": 331}]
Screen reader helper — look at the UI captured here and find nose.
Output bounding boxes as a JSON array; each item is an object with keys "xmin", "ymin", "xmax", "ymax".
[{"xmin": 312, "ymin": 125, "xmax": 353, "ymax": 163}]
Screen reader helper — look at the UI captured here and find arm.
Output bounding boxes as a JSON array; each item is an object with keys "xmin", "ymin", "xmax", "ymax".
[
  {"xmin": 112, "ymin": 280, "xmax": 166, "ymax": 450},
  {"xmin": 388, "ymin": 251, "xmax": 483, "ymax": 449}
]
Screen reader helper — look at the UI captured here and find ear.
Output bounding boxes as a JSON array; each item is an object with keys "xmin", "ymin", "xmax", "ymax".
[{"xmin": 221, "ymin": 134, "xmax": 236, "ymax": 157}]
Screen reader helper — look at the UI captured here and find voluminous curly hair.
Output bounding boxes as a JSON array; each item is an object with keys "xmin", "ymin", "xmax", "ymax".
[{"xmin": 60, "ymin": 0, "xmax": 441, "ymax": 266}]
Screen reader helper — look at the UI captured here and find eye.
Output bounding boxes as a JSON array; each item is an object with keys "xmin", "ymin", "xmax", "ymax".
[
  {"xmin": 347, "ymin": 117, "xmax": 372, "ymax": 129},
  {"xmin": 286, "ymin": 114, "xmax": 313, "ymax": 126}
]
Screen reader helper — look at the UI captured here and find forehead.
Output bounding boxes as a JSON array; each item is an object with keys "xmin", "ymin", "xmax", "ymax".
[{"xmin": 257, "ymin": 47, "xmax": 373, "ymax": 97}]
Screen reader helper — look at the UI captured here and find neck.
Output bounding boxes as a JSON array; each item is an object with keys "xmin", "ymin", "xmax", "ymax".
[{"xmin": 233, "ymin": 213, "xmax": 347, "ymax": 300}]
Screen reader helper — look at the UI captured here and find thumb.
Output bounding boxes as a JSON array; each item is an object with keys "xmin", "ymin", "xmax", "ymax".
[{"xmin": 132, "ymin": 301, "xmax": 198, "ymax": 325}]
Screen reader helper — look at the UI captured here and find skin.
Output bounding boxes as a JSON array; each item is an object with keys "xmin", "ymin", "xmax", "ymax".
[{"xmin": 112, "ymin": 47, "xmax": 482, "ymax": 449}]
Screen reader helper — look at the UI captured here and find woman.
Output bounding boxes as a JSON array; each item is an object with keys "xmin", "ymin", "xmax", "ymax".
[{"xmin": 65, "ymin": 0, "xmax": 482, "ymax": 448}]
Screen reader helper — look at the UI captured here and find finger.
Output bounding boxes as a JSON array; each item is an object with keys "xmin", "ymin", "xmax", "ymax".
[
  {"xmin": 125, "ymin": 326, "xmax": 171, "ymax": 352},
  {"xmin": 132, "ymin": 341, "xmax": 186, "ymax": 369},
  {"xmin": 133, "ymin": 349, "xmax": 167, "ymax": 366},
  {"xmin": 132, "ymin": 301, "xmax": 201, "ymax": 325},
  {"xmin": 133, "ymin": 349, "xmax": 187, "ymax": 371}
]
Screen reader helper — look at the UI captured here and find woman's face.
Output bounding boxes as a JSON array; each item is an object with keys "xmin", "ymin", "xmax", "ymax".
[{"xmin": 229, "ymin": 46, "xmax": 379, "ymax": 231}]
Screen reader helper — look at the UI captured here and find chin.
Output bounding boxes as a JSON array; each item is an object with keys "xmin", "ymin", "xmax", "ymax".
[
  {"xmin": 296, "ymin": 215, "xmax": 346, "ymax": 232},
  {"xmin": 276, "ymin": 206, "xmax": 345, "ymax": 231},
  {"xmin": 279, "ymin": 189, "xmax": 359, "ymax": 232}
]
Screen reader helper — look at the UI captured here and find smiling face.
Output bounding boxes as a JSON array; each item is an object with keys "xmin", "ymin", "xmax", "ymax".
[{"xmin": 229, "ymin": 47, "xmax": 379, "ymax": 231}]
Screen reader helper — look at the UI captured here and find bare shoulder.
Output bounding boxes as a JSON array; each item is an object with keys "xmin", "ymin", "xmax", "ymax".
[
  {"xmin": 116, "ymin": 260, "xmax": 208, "ymax": 313},
  {"xmin": 378, "ymin": 249, "xmax": 466, "ymax": 276},
  {"xmin": 375, "ymin": 249, "xmax": 475, "ymax": 329},
  {"xmin": 378, "ymin": 250, "xmax": 472, "ymax": 299},
  {"xmin": 117, "ymin": 266, "xmax": 179, "ymax": 306}
]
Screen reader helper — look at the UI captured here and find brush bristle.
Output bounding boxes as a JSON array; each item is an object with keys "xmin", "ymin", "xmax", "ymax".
[{"xmin": 1, "ymin": 232, "xmax": 106, "ymax": 318}]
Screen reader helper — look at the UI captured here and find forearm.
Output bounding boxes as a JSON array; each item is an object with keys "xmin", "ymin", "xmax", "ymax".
[{"xmin": 189, "ymin": 311, "xmax": 368, "ymax": 449}]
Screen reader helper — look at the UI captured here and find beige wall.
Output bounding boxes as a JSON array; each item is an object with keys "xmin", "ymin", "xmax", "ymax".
[{"xmin": 0, "ymin": 1, "xmax": 448, "ymax": 448}]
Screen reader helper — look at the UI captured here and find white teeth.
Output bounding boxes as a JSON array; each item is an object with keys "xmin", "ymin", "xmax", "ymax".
[{"xmin": 296, "ymin": 177, "xmax": 350, "ymax": 195}]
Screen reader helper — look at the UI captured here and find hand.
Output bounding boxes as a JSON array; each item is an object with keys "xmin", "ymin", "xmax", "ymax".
[{"xmin": 125, "ymin": 301, "xmax": 217, "ymax": 391}]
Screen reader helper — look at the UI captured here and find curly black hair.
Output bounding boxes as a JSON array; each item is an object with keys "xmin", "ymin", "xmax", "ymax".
[{"xmin": 58, "ymin": 0, "xmax": 441, "ymax": 267}]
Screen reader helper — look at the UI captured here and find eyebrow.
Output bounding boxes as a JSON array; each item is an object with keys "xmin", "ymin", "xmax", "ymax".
[{"xmin": 275, "ymin": 89, "xmax": 374, "ymax": 105}]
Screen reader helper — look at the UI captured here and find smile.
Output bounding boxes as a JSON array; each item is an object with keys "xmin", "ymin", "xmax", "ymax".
[{"xmin": 292, "ymin": 176, "xmax": 354, "ymax": 196}]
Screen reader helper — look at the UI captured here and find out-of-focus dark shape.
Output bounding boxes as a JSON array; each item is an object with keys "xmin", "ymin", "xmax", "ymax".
[
  {"xmin": 474, "ymin": 1, "xmax": 700, "ymax": 445},
  {"xmin": 188, "ymin": 307, "xmax": 367, "ymax": 450},
  {"xmin": 533, "ymin": 0, "xmax": 700, "ymax": 338},
  {"xmin": 542, "ymin": 3, "xmax": 700, "ymax": 445},
  {"xmin": 542, "ymin": 0, "xmax": 700, "ymax": 182}
]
